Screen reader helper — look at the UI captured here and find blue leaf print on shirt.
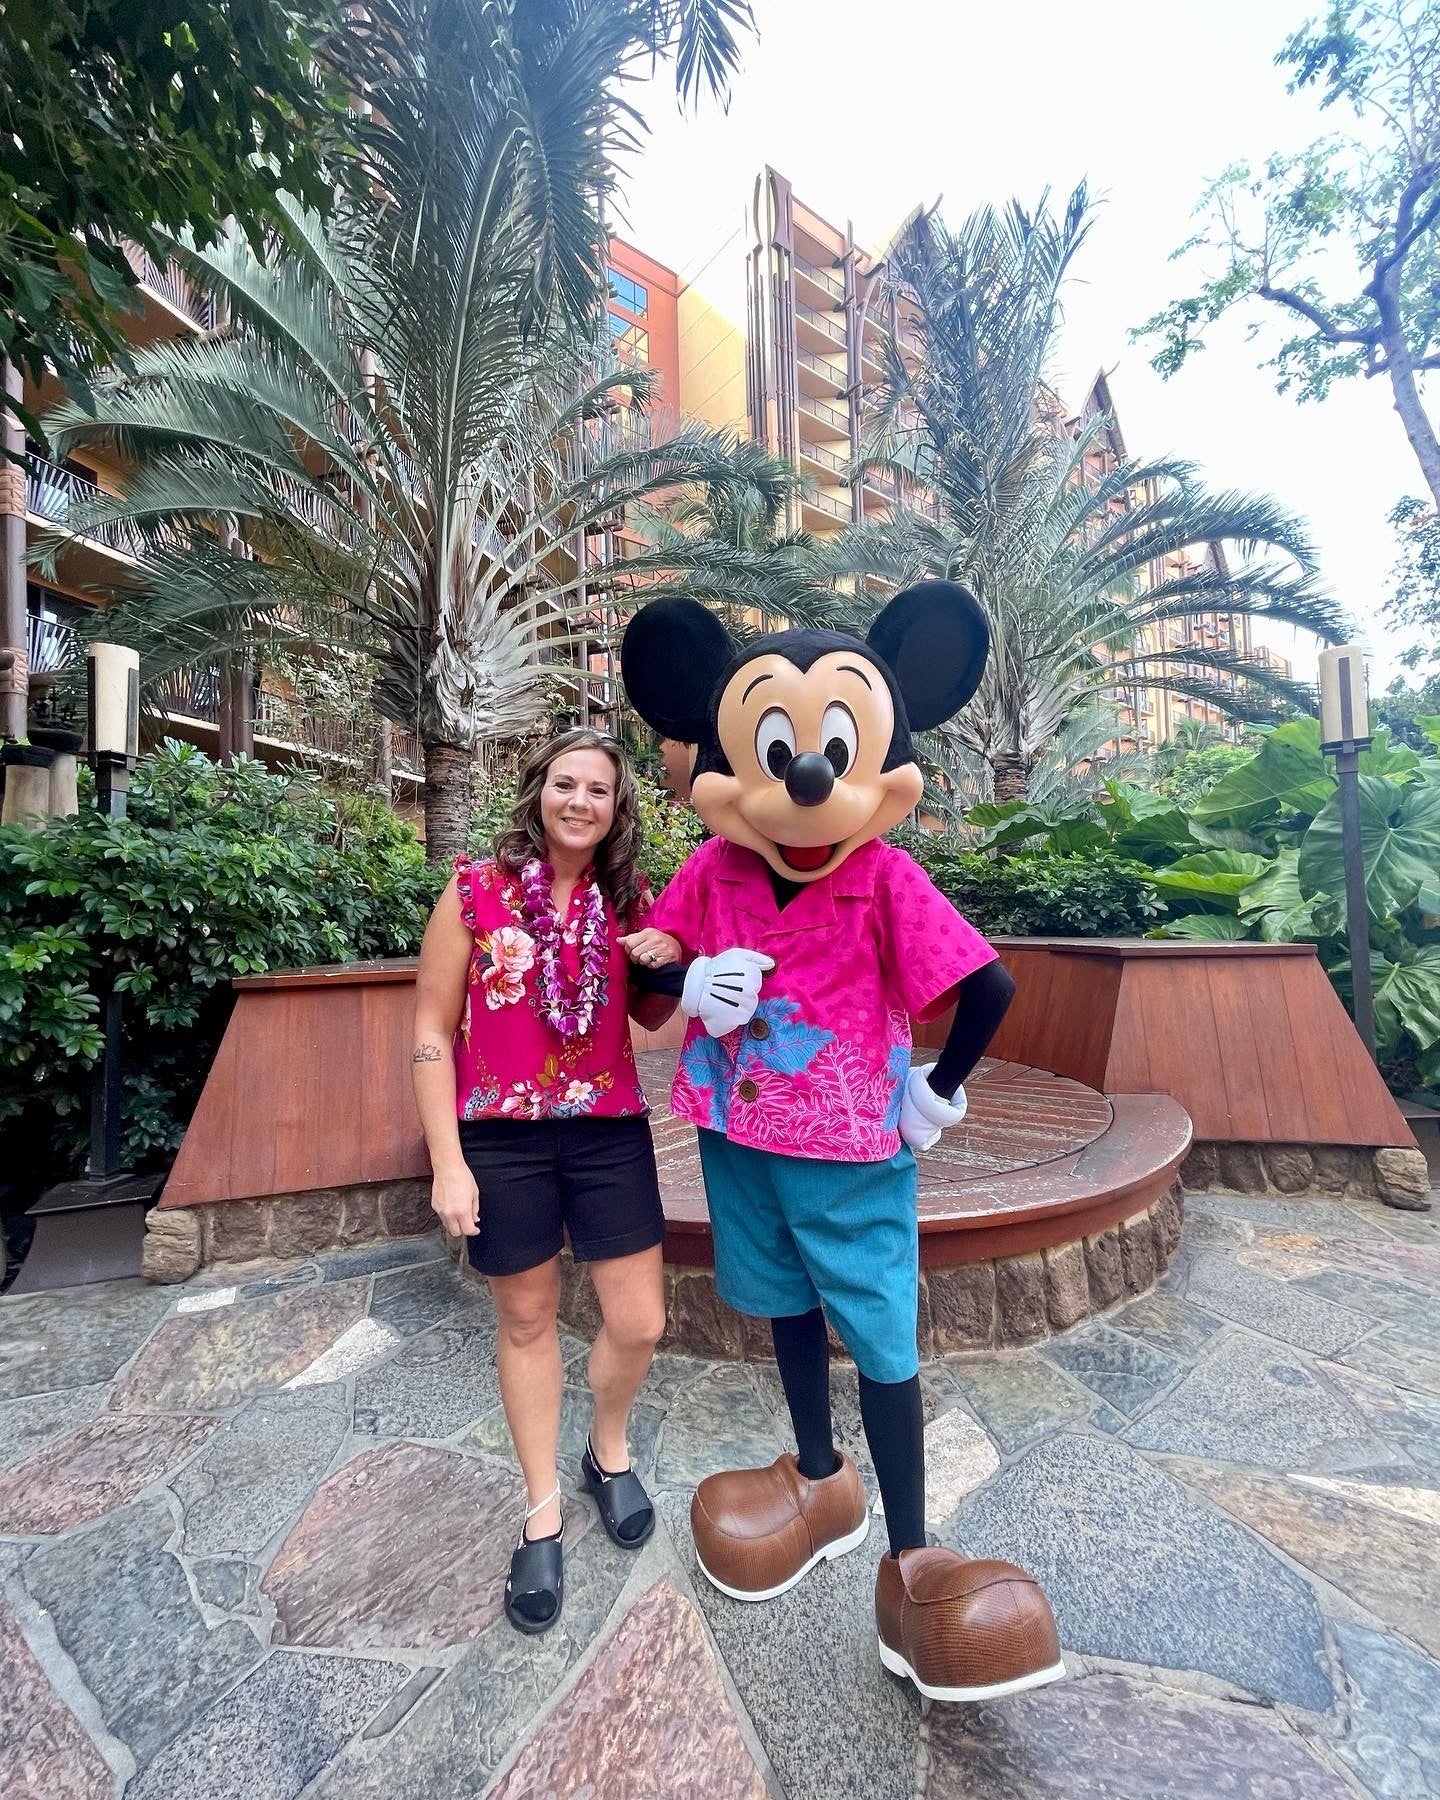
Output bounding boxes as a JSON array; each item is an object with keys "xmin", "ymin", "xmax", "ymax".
[
  {"xmin": 680, "ymin": 1029, "xmax": 734, "ymax": 1131},
  {"xmin": 883, "ymin": 1044, "xmax": 910, "ymax": 1131},
  {"xmin": 736, "ymin": 998, "xmax": 834, "ymax": 1078}
]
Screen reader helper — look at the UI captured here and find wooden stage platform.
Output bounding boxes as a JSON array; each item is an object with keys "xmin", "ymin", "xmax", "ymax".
[{"xmin": 639, "ymin": 1049, "xmax": 1192, "ymax": 1270}]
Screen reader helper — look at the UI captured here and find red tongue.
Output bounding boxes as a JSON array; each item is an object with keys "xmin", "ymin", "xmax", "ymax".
[{"xmin": 779, "ymin": 842, "xmax": 834, "ymax": 872}]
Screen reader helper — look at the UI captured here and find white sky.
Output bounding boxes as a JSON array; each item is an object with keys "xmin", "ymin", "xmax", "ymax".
[{"xmin": 614, "ymin": 0, "xmax": 1436, "ymax": 692}]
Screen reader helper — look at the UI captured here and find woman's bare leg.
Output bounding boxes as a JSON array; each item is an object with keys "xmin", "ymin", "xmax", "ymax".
[
  {"xmin": 489, "ymin": 1258, "xmax": 564, "ymax": 1538},
  {"xmin": 585, "ymin": 1245, "xmax": 667, "ymax": 1472}
]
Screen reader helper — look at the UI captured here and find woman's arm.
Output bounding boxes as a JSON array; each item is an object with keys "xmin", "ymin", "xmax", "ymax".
[
  {"xmin": 412, "ymin": 877, "xmax": 481, "ymax": 1238},
  {"xmin": 620, "ymin": 925, "xmax": 684, "ymax": 1030}
]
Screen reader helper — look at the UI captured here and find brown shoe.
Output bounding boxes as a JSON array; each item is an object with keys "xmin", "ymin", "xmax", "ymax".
[
  {"xmin": 875, "ymin": 1548, "xmax": 1065, "ymax": 1702},
  {"xmin": 691, "ymin": 1453, "xmax": 869, "ymax": 1602}
]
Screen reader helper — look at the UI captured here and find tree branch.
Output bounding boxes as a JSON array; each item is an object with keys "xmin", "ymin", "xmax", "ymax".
[
  {"xmin": 1256, "ymin": 284, "xmax": 1379, "ymax": 345},
  {"xmin": 1367, "ymin": 160, "xmax": 1440, "ymax": 293}
]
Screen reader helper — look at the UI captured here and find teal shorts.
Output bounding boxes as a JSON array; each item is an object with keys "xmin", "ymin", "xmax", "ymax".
[{"xmin": 696, "ymin": 1129, "xmax": 920, "ymax": 1384}]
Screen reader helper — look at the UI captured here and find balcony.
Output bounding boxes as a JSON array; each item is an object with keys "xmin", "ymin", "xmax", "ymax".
[
  {"xmin": 794, "ymin": 255, "xmax": 844, "ymax": 302},
  {"xmin": 123, "ymin": 242, "xmax": 217, "ymax": 332},
  {"xmin": 796, "ymin": 343, "xmax": 847, "ymax": 398},
  {"xmin": 27, "ymin": 613, "xmax": 79, "ymax": 676},
  {"xmin": 803, "ymin": 489, "xmax": 850, "ymax": 523},
  {"xmin": 26, "ymin": 458, "xmax": 144, "ymax": 566},
  {"xmin": 794, "ymin": 296, "xmax": 846, "ymax": 350},
  {"xmin": 157, "ymin": 667, "xmax": 221, "ymax": 724},
  {"xmin": 798, "ymin": 391, "xmax": 850, "ymax": 437},
  {"xmin": 797, "ymin": 435, "xmax": 848, "ymax": 477}
]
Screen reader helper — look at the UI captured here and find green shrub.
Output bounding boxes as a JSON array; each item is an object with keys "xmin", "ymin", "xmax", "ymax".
[
  {"xmin": 0, "ymin": 742, "xmax": 442, "ymax": 1187},
  {"xmin": 890, "ymin": 830, "xmax": 1167, "ymax": 937}
]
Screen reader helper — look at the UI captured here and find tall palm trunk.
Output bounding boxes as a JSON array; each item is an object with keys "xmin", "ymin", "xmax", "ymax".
[
  {"xmin": 423, "ymin": 741, "xmax": 473, "ymax": 865},
  {"xmin": 991, "ymin": 752, "xmax": 1029, "ymax": 804}
]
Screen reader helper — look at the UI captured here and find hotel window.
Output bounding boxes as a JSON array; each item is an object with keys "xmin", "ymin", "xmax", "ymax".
[
  {"xmin": 609, "ymin": 313, "xmax": 649, "ymax": 366},
  {"xmin": 608, "ymin": 270, "xmax": 649, "ymax": 317}
]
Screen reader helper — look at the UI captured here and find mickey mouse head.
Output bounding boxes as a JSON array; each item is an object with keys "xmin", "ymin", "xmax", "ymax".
[{"xmin": 621, "ymin": 581, "xmax": 989, "ymax": 883}]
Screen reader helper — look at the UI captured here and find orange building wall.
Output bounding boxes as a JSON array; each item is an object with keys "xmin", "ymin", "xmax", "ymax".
[{"xmin": 607, "ymin": 238, "xmax": 681, "ymax": 408}]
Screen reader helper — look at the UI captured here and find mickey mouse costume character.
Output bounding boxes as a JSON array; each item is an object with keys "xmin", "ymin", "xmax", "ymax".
[{"xmin": 620, "ymin": 581, "xmax": 1065, "ymax": 1704}]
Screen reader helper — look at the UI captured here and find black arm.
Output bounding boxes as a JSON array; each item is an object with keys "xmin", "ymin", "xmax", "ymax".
[
  {"xmin": 629, "ymin": 959, "xmax": 687, "ymax": 998},
  {"xmin": 927, "ymin": 960, "xmax": 1016, "ymax": 1096}
]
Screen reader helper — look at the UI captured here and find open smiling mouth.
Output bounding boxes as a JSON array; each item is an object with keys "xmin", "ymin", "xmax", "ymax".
[{"xmin": 777, "ymin": 842, "xmax": 836, "ymax": 872}]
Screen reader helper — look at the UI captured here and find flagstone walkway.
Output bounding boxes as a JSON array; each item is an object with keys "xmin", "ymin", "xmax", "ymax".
[{"xmin": 2, "ymin": 1185, "xmax": 1438, "ymax": 1799}]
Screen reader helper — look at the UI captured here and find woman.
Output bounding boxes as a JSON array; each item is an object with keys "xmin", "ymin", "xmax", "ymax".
[{"xmin": 411, "ymin": 728, "xmax": 678, "ymax": 1636}]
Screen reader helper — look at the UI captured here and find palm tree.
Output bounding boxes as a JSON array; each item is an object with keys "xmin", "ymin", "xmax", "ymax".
[
  {"xmin": 831, "ymin": 187, "xmax": 1349, "ymax": 809},
  {"xmin": 33, "ymin": 0, "xmax": 763, "ymax": 863}
]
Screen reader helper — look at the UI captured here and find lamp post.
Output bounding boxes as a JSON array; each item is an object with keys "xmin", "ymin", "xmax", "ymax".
[
  {"xmin": 17, "ymin": 642, "xmax": 153, "ymax": 1291},
  {"xmin": 1318, "ymin": 644, "xmax": 1376, "ymax": 1063}
]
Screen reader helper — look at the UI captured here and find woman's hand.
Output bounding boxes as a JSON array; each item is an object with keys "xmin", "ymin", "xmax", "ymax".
[
  {"xmin": 619, "ymin": 928, "xmax": 683, "ymax": 969},
  {"xmin": 430, "ymin": 1160, "xmax": 480, "ymax": 1238}
]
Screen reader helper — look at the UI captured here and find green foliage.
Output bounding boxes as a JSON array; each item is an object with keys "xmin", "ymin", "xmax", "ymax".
[
  {"xmin": 949, "ymin": 720, "xmax": 1440, "ymax": 1094},
  {"xmin": 1156, "ymin": 741, "xmax": 1256, "ymax": 810},
  {"xmin": 890, "ymin": 831, "xmax": 1167, "ymax": 938},
  {"xmin": 1133, "ymin": 1, "xmax": 1440, "ymax": 501},
  {"xmin": 468, "ymin": 766, "xmax": 703, "ymax": 897},
  {"xmin": 0, "ymin": 0, "xmax": 359, "ymax": 432},
  {"xmin": 0, "ymin": 743, "xmax": 440, "ymax": 1186},
  {"xmin": 1384, "ymin": 499, "xmax": 1440, "ymax": 679}
]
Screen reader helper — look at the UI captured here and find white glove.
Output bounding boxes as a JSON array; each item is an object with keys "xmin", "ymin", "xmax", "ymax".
[
  {"xmin": 681, "ymin": 948, "xmax": 776, "ymax": 1037},
  {"xmin": 897, "ymin": 1064, "xmax": 968, "ymax": 1152}
]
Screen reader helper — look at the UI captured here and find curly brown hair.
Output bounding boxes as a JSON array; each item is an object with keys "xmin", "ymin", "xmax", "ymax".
[{"xmin": 492, "ymin": 729, "xmax": 646, "ymax": 926}]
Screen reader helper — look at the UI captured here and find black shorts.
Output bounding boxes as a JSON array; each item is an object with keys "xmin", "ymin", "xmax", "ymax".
[{"xmin": 459, "ymin": 1115, "xmax": 665, "ymax": 1278}]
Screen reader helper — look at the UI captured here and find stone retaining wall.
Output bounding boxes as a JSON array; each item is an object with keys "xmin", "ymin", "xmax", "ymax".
[
  {"xmin": 444, "ymin": 1180, "xmax": 1186, "ymax": 1361},
  {"xmin": 141, "ymin": 1180, "xmax": 436, "ymax": 1283},
  {"xmin": 1179, "ymin": 1142, "xmax": 1431, "ymax": 1211}
]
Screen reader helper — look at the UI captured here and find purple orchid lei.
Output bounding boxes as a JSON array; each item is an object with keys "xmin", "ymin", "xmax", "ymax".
[{"xmin": 519, "ymin": 858, "xmax": 608, "ymax": 1040}]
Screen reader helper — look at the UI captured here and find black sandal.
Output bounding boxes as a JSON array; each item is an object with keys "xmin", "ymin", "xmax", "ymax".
[
  {"xmin": 504, "ymin": 1488, "xmax": 564, "ymax": 1635},
  {"xmin": 581, "ymin": 1436, "xmax": 655, "ymax": 1548}
]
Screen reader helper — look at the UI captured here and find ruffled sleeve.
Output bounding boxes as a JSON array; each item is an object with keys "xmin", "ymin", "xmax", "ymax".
[{"xmin": 453, "ymin": 856, "xmax": 480, "ymax": 933}]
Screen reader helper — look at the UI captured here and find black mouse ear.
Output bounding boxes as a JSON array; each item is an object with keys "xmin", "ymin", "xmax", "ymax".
[
  {"xmin": 620, "ymin": 598, "xmax": 735, "ymax": 742},
  {"xmin": 866, "ymin": 580, "xmax": 990, "ymax": 730}
]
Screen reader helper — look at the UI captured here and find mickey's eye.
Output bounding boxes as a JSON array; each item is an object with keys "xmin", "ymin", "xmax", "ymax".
[
  {"xmin": 755, "ymin": 708, "xmax": 796, "ymax": 780},
  {"xmin": 820, "ymin": 702, "xmax": 858, "ymax": 777}
]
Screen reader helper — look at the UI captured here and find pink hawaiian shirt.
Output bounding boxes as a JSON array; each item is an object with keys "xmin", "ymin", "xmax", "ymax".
[
  {"xmin": 648, "ymin": 836, "xmax": 997, "ymax": 1163},
  {"xmin": 452, "ymin": 857, "xmax": 651, "ymax": 1122}
]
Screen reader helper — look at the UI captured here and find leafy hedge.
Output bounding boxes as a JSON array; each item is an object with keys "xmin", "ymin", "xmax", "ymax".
[
  {"xmin": 1, "ymin": 744, "xmax": 441, "ymax": 1188},
  {"xmin": 964, "ymin": 717, "xmax": 1440, "ymax": 1096},
  {"xmin": 889, "ymin": 830, "xmax": 1166, "ymax": 937}
]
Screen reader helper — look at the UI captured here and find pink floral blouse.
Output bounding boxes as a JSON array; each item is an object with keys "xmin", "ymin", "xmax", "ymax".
[{"xmin": 452, "ymin": 857, "xmax": 651, "ymax": 1122}]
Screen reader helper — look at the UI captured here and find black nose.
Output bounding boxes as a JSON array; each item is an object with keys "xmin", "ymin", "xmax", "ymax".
[{"xmin": 784, "ymin": 752, "xmax": 835, "ymax": 807}]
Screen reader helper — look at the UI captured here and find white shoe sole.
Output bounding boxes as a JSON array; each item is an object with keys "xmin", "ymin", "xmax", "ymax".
[
  {"xmin": 877, "ymin": 1638, "xmax": 1066, "ymax": 1703},
  {"xmin": 695, "ymin": 1509, "xmax": 871, "ymax": 1603}
]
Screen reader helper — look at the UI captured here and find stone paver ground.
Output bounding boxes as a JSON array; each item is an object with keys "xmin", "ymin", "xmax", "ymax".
[{"xmin": 2, "ymin": 1186, "xmax": 1439, "ymax": 1798}]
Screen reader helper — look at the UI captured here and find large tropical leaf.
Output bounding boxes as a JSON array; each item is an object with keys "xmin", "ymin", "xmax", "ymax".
[
  {"xmin": 1364, "ymin": 948, "xmax": 1440, "ymax": 1058},
  {"xmin": 1237, "ymin": 849, "xmax": 1340, "ymax": 942},
  {"xmin": 1150, "ymin": 851, "xmax": 1273, "ymax": 910},
  {"xmin": 1151, "ymin": 913, "xmax": 1254, "ymax": 941},
  {"xmin": 1188, "ymin": 718, "xmax": 1334, "ymax": 833},
  {"xmin": 1298, "ymin": 774, "xmax": 1440, "ymax": 920}
]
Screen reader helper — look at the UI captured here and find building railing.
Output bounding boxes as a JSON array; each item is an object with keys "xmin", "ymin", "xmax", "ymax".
[
  {"xmin": 796, "ymin": 344, "xmax": 846, "ymax": 386},
  {"xmin": 798, "ymin": 435, "xmax": 848, "ymax": 475},
  {"xmin": 804, "ymin": 489, "xmax": 850, "ymax": 522},
  {"xmin": 26, "ymin": 458, "xmax": 146, "ymax": 561},
  {"xmin": 794, "ymin": 255, "xmax": 843, "ymax": 301},
  {"xmin": 122, "ymin": 241, "xmax": 217, "ymax": 331},
  {"xmin": 27, "ymin": 614, "xmax": 79, "ymax": 675},
  {"xmin": 794, "ymin": 297, "xmax": 845, "ymax": 344},
  {"xmin": 798, "ymin": 391, "xmax": 850, "ymax": 433}
]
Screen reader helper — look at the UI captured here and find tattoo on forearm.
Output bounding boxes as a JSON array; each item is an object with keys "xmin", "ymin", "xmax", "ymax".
[{"xmin": 412, "ymin": 1044, "xmax": 443, "ymax": 1064}]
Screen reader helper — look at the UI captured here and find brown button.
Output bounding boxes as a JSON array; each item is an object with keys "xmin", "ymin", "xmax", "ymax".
[
  {"xmin": 748, "ymin": 1018, "xmax": 771, "ymax": 1040},
  {"xmin": 736, "ymin": 1078, "xmax": 760, "ymax": 1102}
]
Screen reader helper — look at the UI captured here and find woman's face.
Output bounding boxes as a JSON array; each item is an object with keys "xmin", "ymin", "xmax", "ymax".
[{"xmin": 539, "ymin": 748, "xmax": 618, "ymax": 862}]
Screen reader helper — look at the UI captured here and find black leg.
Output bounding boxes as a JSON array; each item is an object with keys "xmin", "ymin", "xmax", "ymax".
[
  {"xmin": 770, "ymin": 1308, "xmax": 838, "ymax": 1481},
  {"xmin": 859, "ymin": 1372, "xmax": 925, "ymax": 1554}
]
